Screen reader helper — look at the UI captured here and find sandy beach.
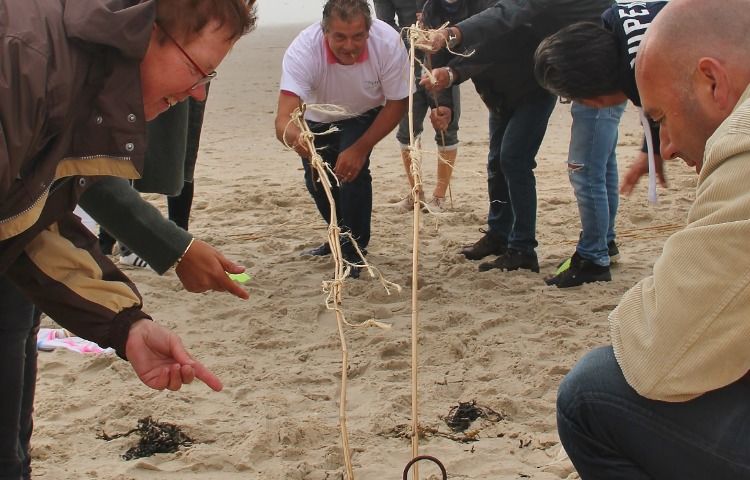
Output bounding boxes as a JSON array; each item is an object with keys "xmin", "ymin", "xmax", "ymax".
[{"xmin": 33, "ymin": 22, "xmax": 697, "ymax": 480}]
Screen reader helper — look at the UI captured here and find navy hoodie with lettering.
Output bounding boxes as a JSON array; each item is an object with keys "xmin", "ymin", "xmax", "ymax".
[
  {"xmin": 603, "ymin": 1, "xmax": 668, "ymax": 152},
  {"xmin": 603, "ymin": 1, "xmax": 669, "ymax": 107}
]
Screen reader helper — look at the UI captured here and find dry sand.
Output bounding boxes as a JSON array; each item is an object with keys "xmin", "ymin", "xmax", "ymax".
[{"xmin": 33, "ymin": 23, "xmax": 697, "ymax": 479}]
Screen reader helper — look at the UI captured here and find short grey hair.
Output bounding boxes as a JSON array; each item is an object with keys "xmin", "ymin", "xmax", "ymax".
[{"xmin": 321, "ymin": 0, "xmax": 372, "ymax": 32}]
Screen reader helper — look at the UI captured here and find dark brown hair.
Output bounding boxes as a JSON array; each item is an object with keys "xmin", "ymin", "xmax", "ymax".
[
  {"xmin": 322, "ymin": 0, "xmax": 372, "ymax": 32},
  {"xmin": 534, "ymin": 22, "xmax": 621, "ymax": 100}
]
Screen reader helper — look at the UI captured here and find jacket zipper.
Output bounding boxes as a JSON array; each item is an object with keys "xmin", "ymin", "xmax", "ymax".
[{"xmin": 0, "ymin": 152, "xmax": 131, "ymax": 225}]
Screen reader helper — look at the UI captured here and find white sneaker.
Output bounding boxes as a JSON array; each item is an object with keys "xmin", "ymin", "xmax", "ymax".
[
  {"xmin": 119, "ymin": 251, "xmax": 149, "ymax": 268},
  {"xmin": 425, "ymin": 196, "xmax": 446, "ymax": 213},
  {"xmin": 394, "ymin": 192, "xmax": 424, "ymax": 212}
]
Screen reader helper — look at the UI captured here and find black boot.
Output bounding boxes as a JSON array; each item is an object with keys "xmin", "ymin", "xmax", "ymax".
[
  {"xmin": 460, "ymin": 229, "xmax": 507, "ymax": 260},
  {"xmin": 478, "ymin": 248, "xmax": 539, "ymax": 273}
]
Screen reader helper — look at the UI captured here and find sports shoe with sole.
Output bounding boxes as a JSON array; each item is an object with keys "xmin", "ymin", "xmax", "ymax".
[
  {"xmin": 301, "ymin": 243, "xmax": 332, "ymax": 257},
  {"xmin": 545, "ymin": 252, "xmax": 611, "ymax": 288},
  {"xmin": 460, "ymin": 229, "xmax": 507, "ymax": 260},
  {"xmin": 119, "ymin": 246, "xmax": 149, "ymax": 269},
  {"xmin": 478, "ymin": 248, "xmax": 539, "ymax": 273},
  {"xmin": 394, "ymin": 192, "xmax": 425, "ymax": 212},
  {"xmin": 424, "ymin": 196, "xmax": 446, "ymax": 213}
]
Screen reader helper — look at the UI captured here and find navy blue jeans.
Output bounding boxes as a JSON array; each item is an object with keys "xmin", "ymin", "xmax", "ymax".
[
  {"xmin": 558, "ymin": 346, "xmax": 750, "ymax": 480},
  {"xmin": 0, "ymin": 275, "xmax": 39, "ymax": 480},
  {"xmin": 303, "ymin": 110, "xmax": 379, "ymax": 252},
  {"xmin": 486, "ymin": 93, "xmax": 556, "ymax": 254}
]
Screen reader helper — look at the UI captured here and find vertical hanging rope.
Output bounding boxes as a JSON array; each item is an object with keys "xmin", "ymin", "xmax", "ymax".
[
  {"xmin": 289, "ymin": 104, "xmax": 355, "ymax": 479},
  {"xmin": 285, "ymin": 103, "xmax": 401, "ymax": 480},
  {"xmin": 406, "ymin": 23, "xmax": 424, "ymax": 480}
]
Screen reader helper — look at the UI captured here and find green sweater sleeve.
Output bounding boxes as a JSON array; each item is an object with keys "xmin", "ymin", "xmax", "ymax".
[{"xmin": 79, "ymin": 177, "xmax": 192, "ymax": 274}]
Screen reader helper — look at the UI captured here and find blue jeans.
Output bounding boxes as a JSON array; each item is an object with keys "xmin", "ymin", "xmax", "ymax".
[
  {"xmin": 568, "ymin": 102, "xmax": 626, "ymax": 266},
  {"xmin": 0, "ymin": 275, "xmax": 39, "ymax": 480},
  {"xmin": 396, "ymin": 85, "xmax": 460, "ymax": 149},
  {"xmin": 303, "ymin": 109, "xmax": 379, "ymax": 252},
  {"xmin": 558, "ymin": 346, "xmax": 750, "ymax": 480},
  {"xmin": 487, "ymin": 93, "xmax": 556, "ymax": 254}
]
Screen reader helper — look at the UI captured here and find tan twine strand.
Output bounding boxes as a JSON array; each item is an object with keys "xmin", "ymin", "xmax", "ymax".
[
  {"xmin": 285, "ymin": 103, "xmax": 401, "ymax": 480},
  {"xmin": 551, "ymin": 223, "xmax": 684, "ymax": 247},
  {"xmin": 400, "ymin": 23, "xmax": 476, "ymax": 477},
  {"xmin": 405, "ymin": 22, "xmax": 425, "ymax": 480}
]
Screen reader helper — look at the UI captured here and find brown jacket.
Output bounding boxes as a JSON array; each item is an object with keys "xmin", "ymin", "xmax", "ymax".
[{"xmin": 0, "ymin": 0, "xmax": 156, "ymax": 357}]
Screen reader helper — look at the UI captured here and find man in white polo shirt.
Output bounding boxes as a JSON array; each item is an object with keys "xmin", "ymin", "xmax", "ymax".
[{"xmin": 275, "ymin": 0, "xmax": 410, "ymax": 278}]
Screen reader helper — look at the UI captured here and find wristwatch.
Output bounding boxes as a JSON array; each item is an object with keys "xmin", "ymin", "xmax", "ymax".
[{"xmin": 446, "ymin": 27, "xmax": 460, "ymax": 49}]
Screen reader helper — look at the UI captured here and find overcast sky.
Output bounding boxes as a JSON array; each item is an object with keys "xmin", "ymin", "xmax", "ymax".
[{"xmin": 257, "ymin": 0, "xmax": 376, "ymax": 26}]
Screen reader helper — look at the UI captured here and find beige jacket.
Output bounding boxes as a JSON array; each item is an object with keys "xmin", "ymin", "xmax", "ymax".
[{"xmin": 610, "ymin": 85, "xmax": 750, "ymax": 402}]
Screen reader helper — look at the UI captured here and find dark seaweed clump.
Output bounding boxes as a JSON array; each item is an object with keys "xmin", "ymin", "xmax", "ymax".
[{"xmin": 98, "ymin": 416, "xmax": 194, "ymax": 460}]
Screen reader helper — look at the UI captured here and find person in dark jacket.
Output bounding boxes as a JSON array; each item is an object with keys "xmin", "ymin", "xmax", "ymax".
[
  {"xmin": 374, "ymin": 0, "xmax": 419, "ymax": 31},
  {"xmin": 0, "ymin": 1, "xmax": 256, "ymax": 477},
  {"xmin": 534, "ymin": 1, "xmax": 669, "ymax": 197},
  {"xmin": 421, "ymin": 0, "xmax": 615, "ymax": 274}
]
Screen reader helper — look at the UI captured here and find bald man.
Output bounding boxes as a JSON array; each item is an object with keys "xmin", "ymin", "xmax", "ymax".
[{"xmin": 555, "ymin": 0, "xmax": 750, "ymax": 478}]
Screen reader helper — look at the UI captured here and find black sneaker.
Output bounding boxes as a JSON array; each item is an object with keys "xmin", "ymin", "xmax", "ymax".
[
  {"xmin": 478, "ymin": 248, "xmax": 539, "ymax": 273},
  {"xmin": 608, "ymin": 240, "xmax": 620, "ymax": 264},
  {"xmin": 301, "ymin": 243, "xmax": 331, "ymax": 257},
  {"xmin": 545, "ymin": 252, "xmax": 611, "ymax": 288},
  {"xmin": 461, "ymin": 229, "xmax": 507, "ymax": 260}
]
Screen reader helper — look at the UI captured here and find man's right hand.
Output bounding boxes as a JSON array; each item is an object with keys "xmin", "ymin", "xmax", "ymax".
[{"xmin": 620, "ymin": 150, "xmax": 666, "ymax": 196}]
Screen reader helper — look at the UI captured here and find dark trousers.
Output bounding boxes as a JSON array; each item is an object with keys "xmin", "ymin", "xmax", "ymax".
[
  {"xmin": 558, "ymin": 346, "xmax": 750, "ymax": 480},
  {"xmin": 167, "ymin": 180, "xmax": 194, "ymax": 231},
  {"xmin": 303, "ymin": 109, "xmax": 379, "ymax": 252},
  {"xmin": 0, "ymin": 276, "xmax": 39, "ymax": 480},
  {"xmin": 486, "ymin": 93, "xmax": 556, "ymax": 253}
]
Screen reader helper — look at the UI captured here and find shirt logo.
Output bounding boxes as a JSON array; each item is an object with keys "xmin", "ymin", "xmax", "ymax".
[{"xmin": 363, "ymin": 79, "xmax": 381, "ymax": 89}]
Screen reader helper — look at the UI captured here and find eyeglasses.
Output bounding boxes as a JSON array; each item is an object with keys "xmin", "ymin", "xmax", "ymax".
[{"xmin": 156, "ymin": 21, "xmax": 217, "ymax": 90}]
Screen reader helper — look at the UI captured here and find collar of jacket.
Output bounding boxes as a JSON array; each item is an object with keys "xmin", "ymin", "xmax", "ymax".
[{"xmin": 63, "ymin": 0, "xmax": 155, "ymax": 60}]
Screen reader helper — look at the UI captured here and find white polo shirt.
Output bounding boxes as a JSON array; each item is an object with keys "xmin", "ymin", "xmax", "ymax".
[{"xmin": 280, "ymin": 18, "xmax": 411, "ymax": 123}]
